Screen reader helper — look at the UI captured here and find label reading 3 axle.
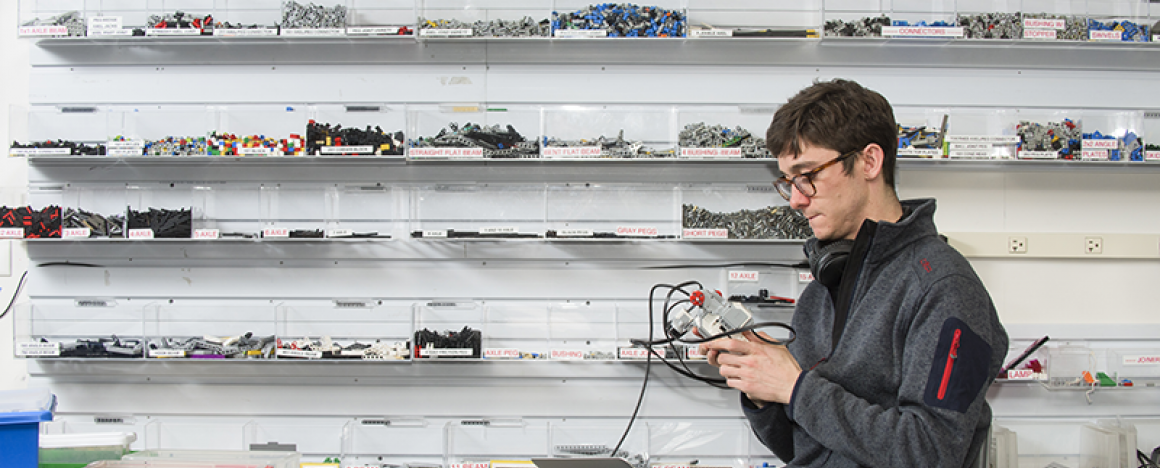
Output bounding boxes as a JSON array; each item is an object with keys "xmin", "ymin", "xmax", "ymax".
[
  {"xmin": 616, "ymin": 226, "xmax": 659, "ymax": 237},
  {"xmin": 18, "ymin": 342, "xmax": 60, "ymax": 357},
  {"xmin": 728, "ymin": 270, "xmax": 759, "ymax": 282},
  {"xmin": 551, "ymin": 349, "xmax": 585, "ymax": 360},
  {"xmin": 263, "ymin": 227, "xmax": 290, "ymax": 238},
  {"xmin": 682, "ymin": 228, "xmax": 728, "ymax": 239},
  {"xmin": 484, "ymin": 348, "xmax": 521, "ymax": 359},
  {"xmin": 193, "ymin": 229, "xmax": 220, "ymax": 240},
  {"xmin": 128, "ymin": 229, "xmax": 155, "ymax": 240},
  {"xmin": 0, "ymin": 228, "xmax": 25, "ymax": 239},
  {"xmin": 62, "ymin": 228, "xmax": 91, "ymax": 239}
]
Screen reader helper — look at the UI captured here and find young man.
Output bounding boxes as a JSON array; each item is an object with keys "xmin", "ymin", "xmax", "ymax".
[{"xmin": 700, "ymin": 79, "xmax": 1009, "ymax": 468}]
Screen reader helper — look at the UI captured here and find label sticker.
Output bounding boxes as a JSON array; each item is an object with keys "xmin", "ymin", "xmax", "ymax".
[
  {"xmin": 277, "ymin": 348, "xmax": 323, "ymax": 359},
  {"xmin": 690, "ymin": 29, "xmax": 733, "ymax": 38},
  {"xmin": 1089, "ymin": 30, "xmax": 1122, "ymax": 41},
  {"xmin": 686, "ymin": 347, "xmax": 707, "ymax": 359},
  {"xmin": 326, "ymin": 229, "xmax": 354, "ymax": 238},
  {"xmin": 238, "ymin": 147, "xmax": 276, "ymax": 156},
  {"xmin": 420, "ymin": 348, "xmax": 474, "ymax": 357},
  {"xmin": 616, "ymin": 226, "xmax": 659, "ymax": 237},
  {"xmin": 89, "ymin": 28, "xmax": 132, "ymax": 37},
  {"xmin": 484, "ymin": 348, "xmax": 521, "ymax": 359},
  {"xmin": 799, "ymin": 271, "xmax": 814, "ymax": 282},
  {"xmin": 281, "ymin": 28, "xmax": 346, "ymax": 37},
  {"xmin": 408, "ymin": 148, "xmax": 485, "ymax": 158},
  {"xmin": 728, "ymin": 270, "xmax": 759, "ymax": 282},
  {"xmin": 1122, "ymin": 355, "xmax": 1160, "ymax": 366},
  {"xmin": 1005, "ymin": 369, "xmax": 1036, "ymax": 380},
  {"xmin": 452, "ymin": 463, "xmax": 490, "ymax": 468},
  {"xmin": 146, "ymin": 28, "xmax": 201, "ymax": 36},
  {"xmin": 1023, "ymin": 29, "xmax": 1058, "ymax": 40},
  {"xmin": 0, "ymin": 228, "xmax": 25, "ymax": 239},
  {"xmin": 551, "ymin": 349, "xmax": 585, "ymax": 360},
  {"xmin": 321, "ymin": 146, "xmax": 374, "ymax": 155},
  {"xmin": 18, "ymin": 342, "xmax": 60, "ymax": 357},
  {"xmin": 149, "ymin": 349, "xmax": 186, "ymax": 358},
  {"xmin": 62, "ymin": 228, "xmax": 91, "ymax": 239},
  {"xmin": 1023, "ymin": 18, "xmax": 1066, "ymax": 29},
  {"xmin": 420, "ymin": 28, "xmax": 473, "ymax": 37},
  {"xmin": 10, "ymin": 148, "xmax": 72, "ymax": 156},
  {"xmin": 88, "ymin": 16, "xmax": 123, "ymax": 34},
  {"xmin": 618, "ymin": 348, "xmax": 654, "ymax": 359},
  {"xmin": 263, "ymin": 227, "xmax": 290, "ymax": 238},
  {"xmin": 481, "ymin": 226, "xmax": 519, "ymax": 235},
  {"xmin": 422, "ymin": 230, "xmax": 448, "ymax": 238},
  {"xmin": 128, "ymin": 229, "xmax": 154, "ymax": 239},
  {"xmin": 948, "ymin": 151, "xmax": 995, "ymax": 159},
  {"xmin": 897, "ymin": 148, "xmax": 943, "ymax": 158},
  {"xmin": 542, "ymin": 146, "xmax": 602, "ymax": 158},
  {"xmin": 945, "ymin": 135, "xmax": 1020, "ymax": 144},
  {"xmin": 949, "ymin": 143, "xmax": 992, "ymax": 150},
  {"xmin": 1018, "ymin": 151, "xmax": 1059, "ymax": 160},
  {"xmin": 19, "ymin": 25, "xmax": 69, "ymax": 36},
  {"xmin": 213, "ymin": 28, "xmax": 278, "ymax": 37},
  {"xmin": 1081, "ymin": 149, "xmax": 1109, "ymax": 161},
  {"xmin": 680, "ymin": 148, "xmax": 743, "ymax": 158},
  {"xmin": 1082, "ymin": 139, "xmax": 1118, "ymax": 149},
  {"xmin": 346, "ymin": 27, "xmax": 401, "ymax": 35},
  {"xmin": 880, "ymin": 26, "xmax": 964, "ymax": 37},
  {"xmin": 1145, "ymin": 151, "xmax": 1160, "ymax": 161},
  {"xmin": 554, "ymin": 29, "xmax": 608, "ymax": 38},
  {"xmin": 556, "ymin": 229, "xmax": 594, "ymax": 237},
  {"xmin": 193, "ymin": 229, "xmax": 220, "ymax": 239},
  {"xmin": 682, "ymin": 228, "xmax": 729, "ymax": 239}
]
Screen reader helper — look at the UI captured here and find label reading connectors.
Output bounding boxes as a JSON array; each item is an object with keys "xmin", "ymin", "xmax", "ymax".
[
  {"xmin": 556, "ymin": 229, "xmax": 594, "ymax": 237},
  {"xmin": 680, "ymin": 148, "xmax": 743, "ymax": 158},
  {"xmin": 690, "ymin": 29, "xmax": 733, "ymax": 38},
  {"xmin": 18, "ymin": 342, "xmax": 60, "ymax": 357},
  {"xmin": 19, "ymin": 25, "xmax": 69, "ymax": 36},
  {"xmin": 1023, "ymin": 29, "xmax": 1058, "ymax": 40},
  {"xmin": 276, "ymin": 348, "xmax": 322, "ymax": 359},
  {"xmin": 616, "ymin": 226, "xmax": 659, "ymax": 237},
  {"xmin": 263, "ymin": 227, "xmax": 290, "ymax": 238},
  {"xmin": 554, "ymin": 29, "xmax": 608, "ymax": 38},
  {"xmin": 409, "ymin": 148, "xmax": 485, "ymax": 159},
  {"xmin": 128, "ymin": 229, "xmax": 155, "ymax": 240},
  {"xmin": 193, "ymin": 229, "xmax": 220, "ymax": 239},
  {"xmin": 551, "ymin": 349, "xmax": 585, "ymax": 360},
  {"xmin": 484, "ymin": 348, "xmax": 521, "ymax": 359},
  {"xmin": 1122, "ymin": 355, "xmax": 1160, "ymax": 366},
  {"xmin": 1089, "ymin": 30, "xmax": 1122, "ymax": 41},
  {"xmin": 728, "ymin": 270, "xmax": 759, "ymax": 282},
  {"xmin": 880, "ymin": 26, "xmax": 964, "ymax": 38},
  {"xmin": 149, "ymin": 349, "xmax": 186, "ymax": 358},
  {"xmin": 542, "ymin": 146, "xmax": 601, "ymax": 158},
  {"xmin": 0, "ymin": 228, "xmax": 25, "ymax": 239},
  {"xmin": 62, "ymin": 228, "xmax": 91, "ymax": 239},
  {"xmin": 682, "ymin": 228, "xmax": 729, "ymax": 239}
]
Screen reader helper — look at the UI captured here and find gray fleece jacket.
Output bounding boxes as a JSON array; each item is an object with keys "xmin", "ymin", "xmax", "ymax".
[{"xmin": 744, "ymin": 198, "xmax": 1008, "ymax": 468}]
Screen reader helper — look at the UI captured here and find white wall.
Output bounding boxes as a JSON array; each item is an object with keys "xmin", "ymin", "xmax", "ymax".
[{"xmin": 0, "ymin": 0, "xmax": 31, "ymax": 391}]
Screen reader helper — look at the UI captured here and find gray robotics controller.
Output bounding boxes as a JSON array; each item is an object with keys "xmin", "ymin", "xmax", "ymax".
[{"xmin": 667, "ymin": 289, "xmax": 754, "ymax": 339}]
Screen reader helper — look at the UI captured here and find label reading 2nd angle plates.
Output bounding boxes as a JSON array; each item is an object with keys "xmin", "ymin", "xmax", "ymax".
[
  {"xmin": 409, "ymin": 148, "xmax": 484, "ymax": 159},
  {"xmin": 551, "ymin": 349, "xmax": 584, "ymax": 360},
  {"xmin": 728, "ymin": 271, "xmax": 759, "ymax": 282},
  {"xmin": 542, "ymin": 146, "xmax": 601, "ymax": 158},
  {"xmin": 263, "ymin": 227, "xmax": 290, "ymax": 238},
  {"xmin": 680, "ymin": 148, "xmax": 742, "ymax": 158},
  {"xmin": 18, "ymin": 342, "xmax": 60, "ymax": 357},
  {"xmin": 0, "ymin": 228, "xmax": 25, "ymax": 239},
  {"xmin": 128, "ymin": 229, "xmax": 154, "ymax": 240},
  {"xmin": 1123, "ymin": 355, "xmax": 1160, "ymax": 366},
  {"xmin": 616, "ymin": 226, "xmax": 658, "ymax": 237},
  {"xmin": 682, "ymin": 228, "xmax": 728, "ymax": 239},
  {"xmin": 62, "ymin": 228, "xmax": 91, "ymax": 239},
  {"xmin": 193, "ymin": 229, "xmax": 220, "ymax": 240},
  {"xmin": 484, "ymin": 348, "xmax": 521, "ymax": 359}
]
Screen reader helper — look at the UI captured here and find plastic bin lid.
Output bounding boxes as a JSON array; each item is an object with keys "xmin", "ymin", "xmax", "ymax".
[
  {"xmin": 0, "ymin": 388, "xmax": 54, "ymax": 413},
  {"xmin": 83, "ymin": 462, "xmax": 278, "ymax": 468},
  {"xmin": 39, "ymin": 431, "xmax": 137, "ymax": 448},
  {"xmin": 0, "ymin": 410, "xmax": 52, "ymax": 425}
]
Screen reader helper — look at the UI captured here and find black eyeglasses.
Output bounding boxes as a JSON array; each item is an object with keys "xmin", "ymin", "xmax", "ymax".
[{"xmin": 773, "ymin": 149, "xmax": 861, "ymax": 201}]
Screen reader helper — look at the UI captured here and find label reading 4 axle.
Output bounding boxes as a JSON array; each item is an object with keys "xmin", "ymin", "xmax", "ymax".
[
  {"xmin": 18, "ymin": 342, "xmax": 60, "ymax": 357},
  {"xmin": 0, "ymin": 228, "xmax": 25, "ymax": 239},
  {"xmin": 128, "ymin": 229, "xmax": 155, "ymax": 240}
]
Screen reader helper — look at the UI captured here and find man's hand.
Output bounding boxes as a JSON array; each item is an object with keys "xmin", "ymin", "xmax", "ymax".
[{"xmin": 699, "ymin": 331, "xmax": 802, "ymax": 406}]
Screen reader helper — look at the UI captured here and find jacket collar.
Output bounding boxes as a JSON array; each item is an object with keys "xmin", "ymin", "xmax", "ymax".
[{"xmin": 861, "ymin": 198, "xmax": 939, "ymax": 264}]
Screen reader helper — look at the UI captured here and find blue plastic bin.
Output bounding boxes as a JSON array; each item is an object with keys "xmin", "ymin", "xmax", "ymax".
[{"xmin": 0, "ymin": 388, "xmax": 55, "ymax": 468}]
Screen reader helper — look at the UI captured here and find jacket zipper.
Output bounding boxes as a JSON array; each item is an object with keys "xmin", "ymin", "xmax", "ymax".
[{"xmin": 938, "ymin": 329, "xmax": 962, "ymax": 400}]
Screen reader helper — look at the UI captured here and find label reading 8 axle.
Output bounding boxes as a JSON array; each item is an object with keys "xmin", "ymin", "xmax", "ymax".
[{"xmin": 18, "ymin": 342, "xmax": 60, "ymax": 357}]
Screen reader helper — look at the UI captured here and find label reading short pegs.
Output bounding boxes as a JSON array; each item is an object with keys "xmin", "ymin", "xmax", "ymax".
[
  {"xmin": 1146, "ymin": 151, "xmax": 1160, "ymax": 161},
  {"xmin": 1081, "ymin": 149, "xmax": 1109, "ymax": 161},
  {"xmin": 0, "ymin": 228, "xmax": 25, "ymax": 239},
  {"xmin": 481, "ymin": 226, "xmax": 519, "ymax": 235},
  {"xmin": 263, "ymin": 227, "xmax": 290, "ymax": 238},
  {"xmin": 484, "ymin": 348, "xmax": 521, "ymax": 359},
  {"xmin": 326, "ymin": 229, "xmax": 354, "ymax": 238},
  {"xmin": 616, "ymin": 226, "xmax": 659, "ymax": 237},
  {"xmin": 1018, "ymin": 150, "xmax": 1059, "ymax": 160},
  {"xmin": 799, "ymin": 271, "xmax": 814, "ymax": 282},
  {"xmin": 422, "ymin": 230, "xmax": 448, "ymax": 238},
  {"xmin": 551, "ymin": 349, "xmax": 585, "ymax": 360},
  {"xmin": 728, "ymin": 270, "xmax": 759, "ymax": 282},
  {"xmin": 276, "ymin": 348, "xmax": 322, "ymax": 359},
  {"xmin": 880, "ymin": 26, "xmax": 964, "ymax": 37},
  {"xmin": 680, "ymin": 147, "xmax": 743, "ymax": 158},
  {"xmin": 682, "ymin": 228, "xmax": 729, "ymax": 239},
  {"xmin": 1122, "ymin": 355, "xmax": 1160, "ymax": 366},
  {"xmin": 1089, "ymin": 30, "xmax": 1122, "ymax": 41},
  {"xmin": 408, "ymin": 147, "xmax": 485, "ymax": 159},
  {"xmin": 1024, "ymin": 18, "xmax": 1066, "ymax": 29},
  {"xmin": 18, "ymin": 342, "xmax": 60, "ymax": 357},
  {"xmin": 556, "ymin": 229, "xmax": 594, "ymax": 237},
  {"xmin": 321, "ymin": 146, "xmax": 374, "ymax": 155},
  {"xmin": 192, "ymin": 229, "xmax": 220, "ymax": 240},
  {"xmin": 149, "ymin": 349, "xmax": 186, "ymax": 358},
  {"xmin": 690, "ymin": 29, "xmax": 733, "ymax": 38},
  {"xmin": 554, "ymin": 29, "xmax": 608, "ymax": 38},
  {"xmin": 1023, "ymin": 29, "xmax": 1058, "ymax": 40},
  {"xmin": 420, "ymin": 348, "xmax": 473, "ymax": 357},
  {"xmin": 346, "ymin": 27, "xmax": 401, "ymax": 35},
  {"xmin": 1005, "ymin": 369, "xmax": 1035, "ymax": 380},
  {"xmin": 127, "ymin": 229, "xmax": 154, "ymax": 240},
  {"xmin": 19, "ymin": 25, "xmax": 69, "ymax": 36},
  {"xmin": 420, "ymin": 28, "xmax": 473, "ymax": 37},
  {"xmin": 542, "ymin": 146, "xmax": 602, "ymax": 158},
  {"xmin": 62, "ymin": 228, "xmax": 91, "ymax": 239}
]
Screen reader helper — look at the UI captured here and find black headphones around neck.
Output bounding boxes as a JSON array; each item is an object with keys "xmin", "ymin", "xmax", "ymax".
[{"xmin": 805, "ymin": 238, "xmax": 855, "ymax": 289}]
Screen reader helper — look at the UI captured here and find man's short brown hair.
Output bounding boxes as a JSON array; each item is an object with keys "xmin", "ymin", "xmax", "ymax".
[{"xmin": 766, "ymin": 79, "xmax": 898, "ymax": 190}]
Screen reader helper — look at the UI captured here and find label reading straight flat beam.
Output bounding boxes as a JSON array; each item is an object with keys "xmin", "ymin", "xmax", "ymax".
[{"xmin": 408, "ymin": 148, "xmax": 484, "ymax": 158}]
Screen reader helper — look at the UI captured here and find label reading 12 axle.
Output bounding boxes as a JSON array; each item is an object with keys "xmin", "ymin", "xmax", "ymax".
[
  {"xmin": 0, "ymin": 228, "xmax": 25, "ymax": 239},
  {"xmin": 680, "ymin": 148, "xmax": 743, "ymax": 158},
  {"xmin": 682, "ymin": 228, "xmax": 728, "ymax": 239},
  {"xmin": 728, "ymin": 270, "xmax": 759, "ymax": 282},
  {"xmin": 18, "ymin": 342, "xmax": 60, "ymax": 357}
]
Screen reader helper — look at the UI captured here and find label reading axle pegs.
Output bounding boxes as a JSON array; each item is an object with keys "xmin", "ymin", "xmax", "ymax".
[{"xmin": 484, "ymin": 348, "xmax": 521, "ymax": 359}]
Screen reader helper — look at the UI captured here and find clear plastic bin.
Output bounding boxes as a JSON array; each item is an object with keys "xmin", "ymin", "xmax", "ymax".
[
  {"xmin": 38, "ymin": 432, "xmax": 136, "ymax": 466},
  {"xmin": 122, "ymin": 449, "xmax": 300, "ymax": 468}
]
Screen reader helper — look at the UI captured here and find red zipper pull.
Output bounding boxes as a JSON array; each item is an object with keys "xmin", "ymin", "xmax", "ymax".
[{"xmin": 938, "ymin": 329, "xmax": 962, "ymax": 400}]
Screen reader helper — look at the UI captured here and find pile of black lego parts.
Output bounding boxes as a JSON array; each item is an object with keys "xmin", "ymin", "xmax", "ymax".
[
  {"xmin": 413, "ymin": 326, "xmax": 482, "ymax": 359},
  {"xmin": 0, "ymin": 205, "xmax": 62, "ymax": 238},
  {"xmin": 127, "ymin": 207, "xmax": 193, "ymax": 238}
]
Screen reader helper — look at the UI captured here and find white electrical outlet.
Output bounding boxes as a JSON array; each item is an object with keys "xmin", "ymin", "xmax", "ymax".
[
  {"xmin": 1008, "ymin": 236, "xmax": 1027, "ymax": 254},
  {"xmin": 1085, "ymin": 236, "xmax": 1103, "ymax": 254}
]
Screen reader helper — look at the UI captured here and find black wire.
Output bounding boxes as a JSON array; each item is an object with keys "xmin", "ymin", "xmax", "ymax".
[{"xmin": 0, "ymin": 271, "xmax": 30, "ymax": 321}]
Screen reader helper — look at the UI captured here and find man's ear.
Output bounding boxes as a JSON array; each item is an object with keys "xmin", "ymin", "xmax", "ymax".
[{"xmin": 860, "ymin": 143, "xmax": 886, "ymax": 181}]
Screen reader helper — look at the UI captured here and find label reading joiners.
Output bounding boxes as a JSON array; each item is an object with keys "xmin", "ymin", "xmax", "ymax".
[{"xmin": 1123, "ymin": 355, "xmax": 1160, "ymax": 366}]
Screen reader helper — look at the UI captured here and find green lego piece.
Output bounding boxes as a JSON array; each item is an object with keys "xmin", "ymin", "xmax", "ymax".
[{"xmin": 1096, "ymin": 372, "xmax": 1117, "ymax": 387}]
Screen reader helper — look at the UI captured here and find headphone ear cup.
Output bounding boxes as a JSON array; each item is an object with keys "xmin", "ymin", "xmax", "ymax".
[{"xmin": 808, "ymin": 239, "xmax": 854, "ymax": 288}]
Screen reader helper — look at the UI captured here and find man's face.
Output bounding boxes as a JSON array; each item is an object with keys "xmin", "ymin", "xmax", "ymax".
[{"xmin": 777, "ymin": 144, "xmax": 868, "ymax": 241}]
